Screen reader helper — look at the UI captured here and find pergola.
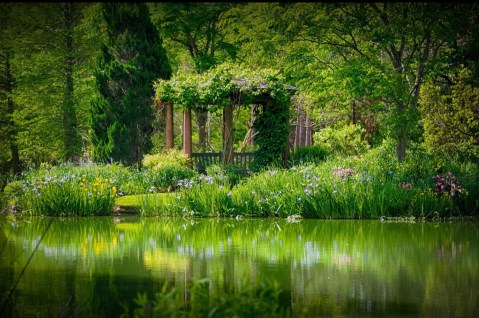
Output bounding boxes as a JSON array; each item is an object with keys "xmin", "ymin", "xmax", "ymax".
[{"xmin": 156, "ymin": 75, "xmax": 297, "ymax": 169}]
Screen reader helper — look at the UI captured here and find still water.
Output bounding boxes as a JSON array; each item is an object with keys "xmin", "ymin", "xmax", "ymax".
[{"xmin": 0, "ymin": 216, "xmax": 478, "ymax": 317}]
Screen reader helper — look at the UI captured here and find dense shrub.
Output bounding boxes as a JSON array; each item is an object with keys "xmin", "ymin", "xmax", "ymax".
[
  {"xmin": 291, "ymin": 144, "xmax": 330, "ymax": 164},
  {"xmin": 205, "ymin": 164, "xmax": 244, "ymax": 186},
  {"xmin": 143, "ymin": 165, "xmax": 198, "ymax": 193},
  {"xmin": 314, "ymin": 124, "xmax": 370, "ymax": 157},
  {"xmin": 142, "ymin": 149, "xmax": 191, "ymax": 169}
]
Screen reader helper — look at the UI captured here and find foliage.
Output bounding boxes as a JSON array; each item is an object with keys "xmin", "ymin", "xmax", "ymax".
[
  {"xmin": 0, "ymin": 3, "xmax": 101, "ymax": 174},
  {"xmin": 3, "ymin": 163, "xmax": 144, "ymax": 211},
  {"xmin": 432, "ymin": 172, "xmax": 464, "ymax": 197},
  {"xmin": 419, "ymin": 67, "xmax": 479, "ymax": 162},
  {"xmin": 142, "ymin": 165, "xmax": 198, "ymax": 193},
  {"xmin": 125, "ymin": 278, "xmax": 292, "ymax": 318},
  {"xmin": 154, "ymin": 63, "xmax": 293, "ymax": 111},
  {"xmin": 142, "ymin": 149, "xmax": 191, "ymax": 170},
  {"xmin": 253, "ymin": 98, "xmax": 291, "ymax": 168},
  {"xmin": 291, "ymin": 145, "xmax": 330, "ymax": 164},
  {"xmin": 150, "ymin": 3, "xmax": 238, "ymax": 73},
  {"xmin": 18, "ymin": 174, "xmax": 116, "ymax": 216},
  {"xmin": 154, "ymin": 63, "xmax": 295, "ymax": 169},
  {"xmin": 314, "ymin": 124, "xmax": 370, "ymax": 157},
  {"xmin": 91, "ymin": 3, "xmax": 171, "ymax": 166},
  {"xmin": 276, "ymin": 3, "xmax": 479, "ymax": 160},
  {"xmin": 141, "ymin": 149, "xmax": 197, "ymax": 192},
  {"xmin": 158, "ymin": 142, "xmax": 479, "ymax": 219},
  {"xmin": 205, "ymin": 164, "xmax": 244, "ymax": 186}
]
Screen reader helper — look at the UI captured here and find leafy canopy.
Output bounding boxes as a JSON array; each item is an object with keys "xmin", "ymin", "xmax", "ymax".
[{"xmin": 154, "ymin": 63, "xmax": 295, "ymax": 112}]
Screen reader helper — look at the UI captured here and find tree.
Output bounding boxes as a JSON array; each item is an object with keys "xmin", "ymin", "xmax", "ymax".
[
  {"xmin": 277, "ymin": 3, "xmax": 478, "ymax": 160},
  {"xmin": 91, "ymin": 3, "xmax": 171, "ymax": 166},
  {"xmin": 0, "ymin": 4, "xmax": 20, "ymax": 177},
  {"xmin": 0, "ymin": 3, "xmax": 102, "ymax": 174}
]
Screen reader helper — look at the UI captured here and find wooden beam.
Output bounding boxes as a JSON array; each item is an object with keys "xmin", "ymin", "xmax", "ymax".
[
  {"xmin": 222, "ymin": 104, "xmax": 234, "ymax": 164},
  {"xmin": 183, "ymin": 109, "xmax": 192, "ymax": 159},
  {"xmin": 165, "ymin": 102, "xmax": 174, "ymax": 150}
]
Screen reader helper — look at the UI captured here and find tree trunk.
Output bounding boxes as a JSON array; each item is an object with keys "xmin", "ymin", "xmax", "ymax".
[
  {"xmin": 195, "ymin": 107, "xmax": 208, "ymax": 153},
  {"xmin": 5, "ymin": 50, "xmax": 21, "ymax": 176},
  {"xmin": 396, "ymin": 102, "xmax": 407, "ymax": 161},
  {"xmin": 165, "ymin": 102, "xmax": 174, "ymax": 150},
  {"xmin": 62, "ymin": 3, "xmax": 81, "ymax": 163},
  {"xmin": 249, "ymin": 104, "xmax": 256, "ymax": 146},
  {"xmin": 183, "ymin": 109, "xmax": 192, "ymax": 159},
  {"xmin": 352, "ymin": 99, "xmax": 357, "ymax": 125},
  {"xmin": 222, "ymin": 104, "xmax": 234, "ymax": 164}
]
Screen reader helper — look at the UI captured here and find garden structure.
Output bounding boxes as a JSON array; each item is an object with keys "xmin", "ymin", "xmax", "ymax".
[{"xmin": 154, "ymin": 68, "xmax": 298, "ymax": 172}]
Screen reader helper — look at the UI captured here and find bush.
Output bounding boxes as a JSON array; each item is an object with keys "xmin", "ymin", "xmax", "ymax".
[
  {"xmin": 205, "ymin": 164, "xmax": 243, "ymax": 186},
  {"xmin": 291, "ymin": 144, "xmax": 330, "ymax": 164},
  {"xmin": 3, "ymin": 180, "xmax": 25, "ymax": 210},
  {"xmin": 143, "ymin": 165, "xmax": 198, "ymax": 193},
  {"xmin": 314, "ymin": 124, "xmax": 370, "ymax": 157},
  {"xmin": 142, "ymin": 149, "xmax": 191, "ymax": 169}
]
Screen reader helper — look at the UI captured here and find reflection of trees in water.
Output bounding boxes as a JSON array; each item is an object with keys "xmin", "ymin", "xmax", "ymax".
[
  {"xmin": 0, "ymin": 222, "xmax": 16, "ymax": 317},
  {"xmin": 0, "ymin": 217, "xmax": 478, "ymax": 317}
]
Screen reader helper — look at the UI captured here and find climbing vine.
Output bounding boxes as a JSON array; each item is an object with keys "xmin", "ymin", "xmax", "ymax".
[
  {"xmin": 153, "ymin": 63, "xmax": 296, "ymax": 169},
  {"xmin": 253, "ymin": 97, "xmax": 291, "ymax": 169}
]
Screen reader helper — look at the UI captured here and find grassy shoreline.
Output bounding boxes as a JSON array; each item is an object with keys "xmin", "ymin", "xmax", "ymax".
[{"xmin": 3, "ymin": 142, "xmax": 479, "ymax": 219}]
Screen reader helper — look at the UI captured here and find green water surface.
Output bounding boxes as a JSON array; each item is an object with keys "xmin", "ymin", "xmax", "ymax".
[{"xmin": 0, "ymin": 216, "xmax": 478, "ymax": 317}]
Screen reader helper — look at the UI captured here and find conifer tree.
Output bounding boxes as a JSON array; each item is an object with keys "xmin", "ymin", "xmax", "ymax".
[{"xmin": 91, "ymin": 3, "xmax": 171, "ymax": 166}]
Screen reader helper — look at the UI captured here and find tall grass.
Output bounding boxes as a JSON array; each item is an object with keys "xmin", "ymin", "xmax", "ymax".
[
  {"xmin": 3, "ymin": 162, "xmax": 198, "ymax": 216},
  {"xmin": 20, "ymin": 175, "xmax": 116, "ymax": 216},
  {"xmin": 4, "ymin": 140, "xmax": 478, "ymax": 218},
  {"xmin": 156, "ymin": 141, "xmax": 479, "ymax": 219}
]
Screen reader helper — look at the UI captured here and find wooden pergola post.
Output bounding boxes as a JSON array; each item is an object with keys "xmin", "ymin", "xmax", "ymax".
[
  {"xmin": 183, "ymin": 108, "xmax": 192, "ymax": 159},
  {"xmin": 222, "ymin": 103, "xmax": 234, "ymax": 165},
  {"xmin": 165, "ymin": 102, "xmax": 174, "ymax": 150}
]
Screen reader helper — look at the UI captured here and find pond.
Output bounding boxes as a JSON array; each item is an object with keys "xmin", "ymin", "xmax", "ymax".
[{"xmin": 1, "ymin": 216, "xmax": 478, "ymax": 317}]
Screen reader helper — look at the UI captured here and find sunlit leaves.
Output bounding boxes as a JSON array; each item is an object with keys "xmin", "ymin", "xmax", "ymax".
[
  {"xmin": 419, "ymin": 66, "xmax": 479, "ymax": 161},
  {"xmin": 154, "ymin": 63, "xmax": 292, "ymax": 112}
]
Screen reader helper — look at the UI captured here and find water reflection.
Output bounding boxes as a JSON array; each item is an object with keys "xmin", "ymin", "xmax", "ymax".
[{"xmin": 0, "ymin": 216, "xmax": 478, "ymax": 317}]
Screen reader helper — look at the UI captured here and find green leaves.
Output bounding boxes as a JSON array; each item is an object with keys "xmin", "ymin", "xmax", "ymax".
[
  {"xmin": 91, "ymin": 3, "xmax": 171, "ymax": 166},
  {"xmin": 154, "ymin": 63, "xmax": 292, "ymax": 111},
  {"xmin": 419, "ymin": 66, "xmax": 479, "ymax": 162}
]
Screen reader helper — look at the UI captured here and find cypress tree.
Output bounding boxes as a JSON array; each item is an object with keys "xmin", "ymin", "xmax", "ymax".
[{"xmin": 91, "ymin": 3, "xmax": 171, "ymax": 166}]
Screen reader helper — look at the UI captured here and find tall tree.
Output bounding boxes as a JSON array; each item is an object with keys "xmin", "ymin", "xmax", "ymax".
[
  {"xmin": 59, "ymin": 3, "xmax": 82, "ymax": 162},
  {"xmin": 0, "ymin": 3, "xmax": 102, "ymax": 172},
  {"xmin": 91, "ymin": 3, "xmax": 171, "ymax": 166},
  {"xmin": 0, "ymin": 4, "xmax": 20, "ymax": 177},
  {"xmin": 282, "ymin": 2, "xmax": 478, "ymax": 160}
]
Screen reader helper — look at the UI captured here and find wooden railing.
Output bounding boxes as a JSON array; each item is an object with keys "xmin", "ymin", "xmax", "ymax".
[{"xmin": 192, "ymin": 152, "xmax": 256, "ymax": 174}]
